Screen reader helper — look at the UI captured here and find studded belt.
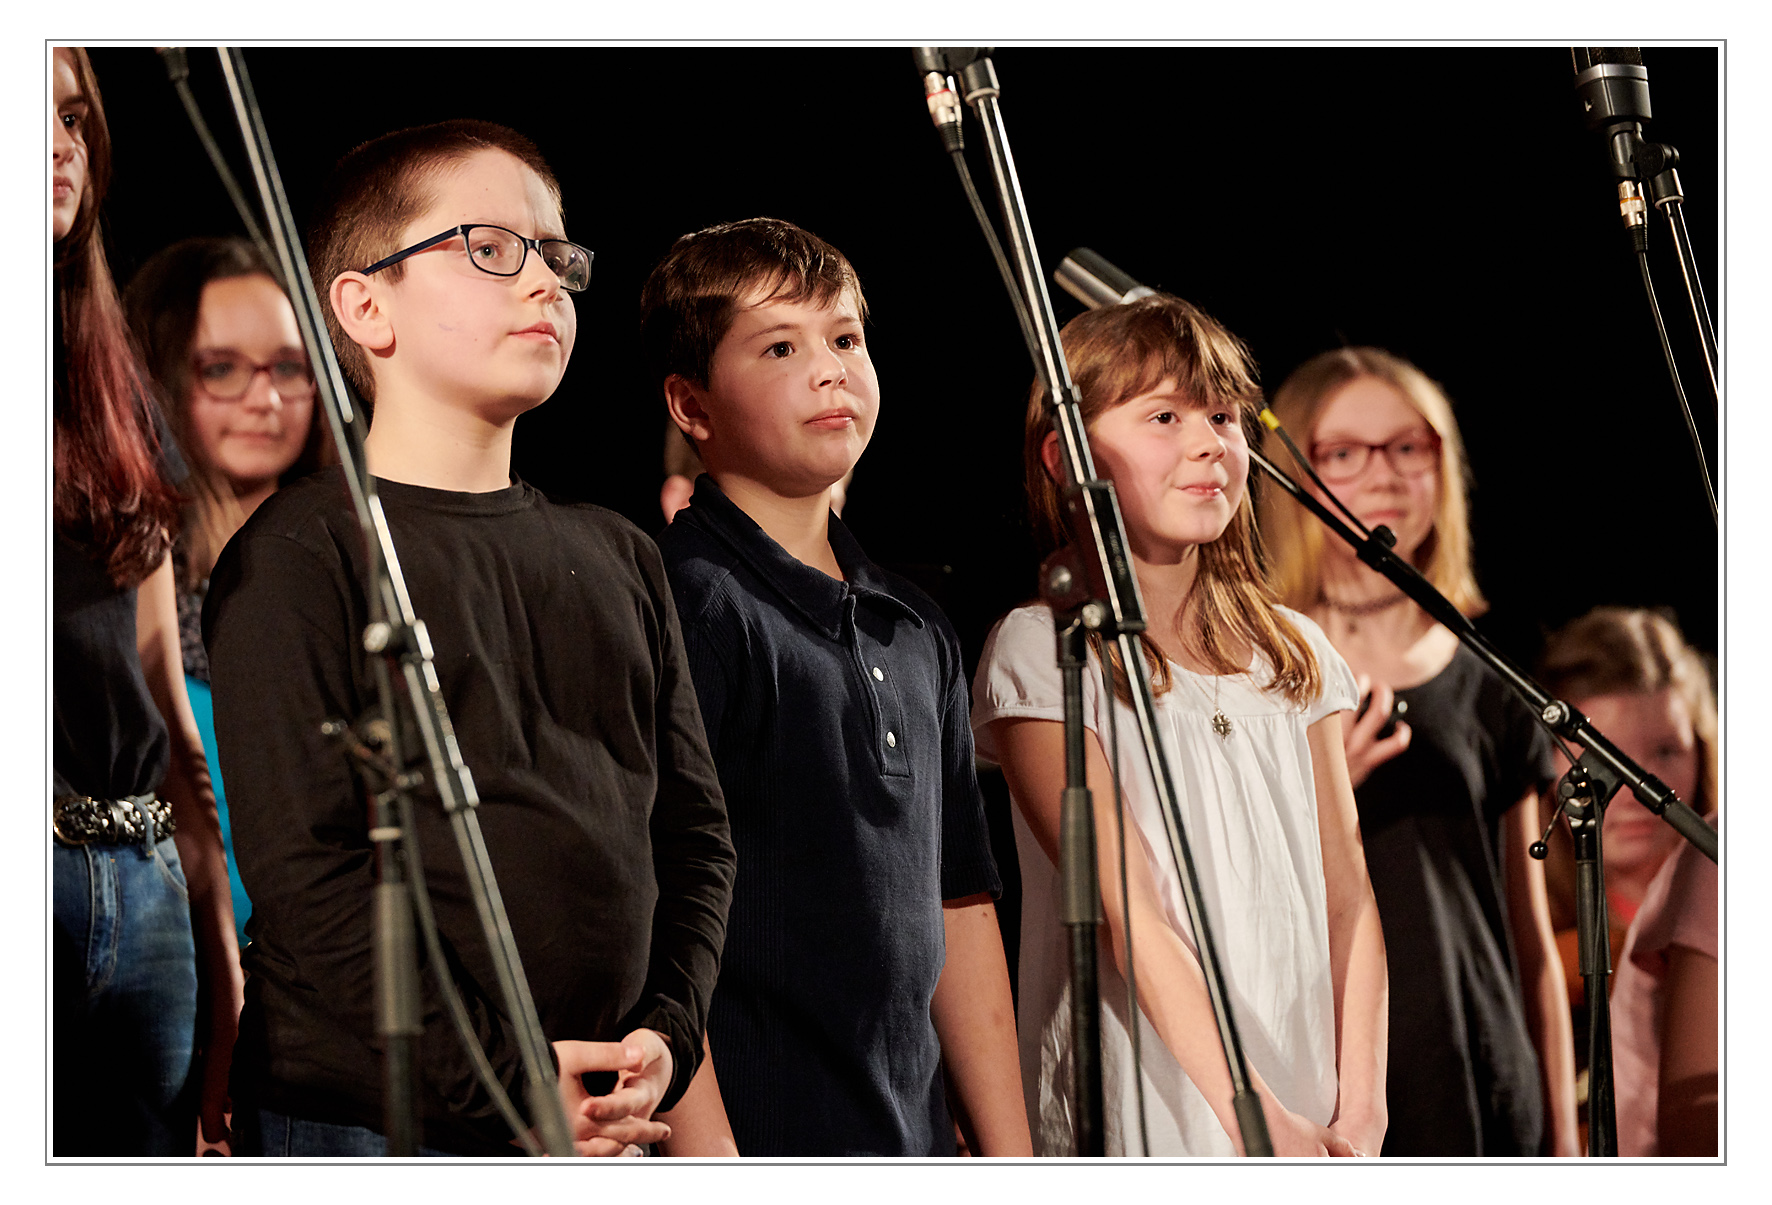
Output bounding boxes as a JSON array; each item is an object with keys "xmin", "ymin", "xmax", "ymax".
[{"xmin": 52, "ymin": 793, "xmax": 176, "ymax": 846}]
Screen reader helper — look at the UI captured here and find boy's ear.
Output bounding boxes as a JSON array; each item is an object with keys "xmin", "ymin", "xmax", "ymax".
[
  {"xmin": 330, "ymin": 271, "xmax": 394, "ymax": 353},
  {"xmin": 1040, "ymin": 429, "xmax": 1064, "ymax": 483},
  {"xmin": 663, "ymin": 374, "xmax": 714, "ymax": 444}
]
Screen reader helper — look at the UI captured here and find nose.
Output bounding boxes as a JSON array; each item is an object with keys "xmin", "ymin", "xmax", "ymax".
[
  {"xmin": 1364, "ymin": 447, "xmax": 1407, "ymax": 488},
  {"xmin": 1186, "ymin": 413, "xmax": 1228, "ymax": 460},
  {"xmin": 519, "ymin": 245, "xmax": 564, "ymax": 301},
  {"xmin": 52, "ymin": 116, "xmax": 73, "ymax": 163},
  {"xmin": 812, "ymin": 340, "xmax": 848, "ymax": 389},
  {"xmin": 239, "ymin": 370, "xmax": 286, "ymax": 412}
]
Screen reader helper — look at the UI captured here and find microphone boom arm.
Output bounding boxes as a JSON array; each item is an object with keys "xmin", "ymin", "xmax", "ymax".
[{"xmin": 1250, "ymin": 445, "xmax": 1716, "ymax": 862}]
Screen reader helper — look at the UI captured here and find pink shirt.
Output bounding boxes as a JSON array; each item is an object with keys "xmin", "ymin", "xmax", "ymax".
[{"xmin": 1609, "ymin": 820, "xmax": 1718, "ymax": 1157}]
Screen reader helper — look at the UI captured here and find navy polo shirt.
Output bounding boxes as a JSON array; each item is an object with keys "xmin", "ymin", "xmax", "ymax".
[{"xmin": 656, "ymin": 475, "xmax": 1000, "ymax": 1157}]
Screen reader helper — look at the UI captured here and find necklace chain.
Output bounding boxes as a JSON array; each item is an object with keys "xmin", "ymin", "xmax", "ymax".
[{"xmin": 1321, "ymin": 589, "xmax": 1409, "ymax": 618}]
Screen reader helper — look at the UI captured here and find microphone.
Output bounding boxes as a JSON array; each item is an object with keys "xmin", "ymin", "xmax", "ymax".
[
  {"xmin": 1572, "ymin": 47, "xmax": 1651, "ymax": 134},
  {"xmin": 912, "ymin": 48, "xmax": 964, "ymax": 152},
  {"xmin": 1571, "ymin": 48, "xmax": 1680, "ymax": 242},
  {"xmin": 1054, "ymin": 248, "xmax": 1156, "ymax": 310}
]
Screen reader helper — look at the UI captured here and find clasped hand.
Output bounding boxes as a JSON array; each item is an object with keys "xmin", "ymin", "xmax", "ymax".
[{"xmin": 521, "ymin": 1028, "xmax": 674, "ymax": 1156}]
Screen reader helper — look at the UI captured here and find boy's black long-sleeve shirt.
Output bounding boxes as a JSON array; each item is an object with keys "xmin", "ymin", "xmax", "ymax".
[{"xmin": 204, "ymin": 467, "xmax": 733, "ymax": 1155}]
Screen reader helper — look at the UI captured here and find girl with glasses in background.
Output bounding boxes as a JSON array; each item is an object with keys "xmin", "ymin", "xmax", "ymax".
[
  {"xmin": 125, "ymin": 236, "xmax": 333, "ymax": 952},
  {"xmin": 1258, "ymin": 347, "xmax": 1578, "ymax": 1157}
]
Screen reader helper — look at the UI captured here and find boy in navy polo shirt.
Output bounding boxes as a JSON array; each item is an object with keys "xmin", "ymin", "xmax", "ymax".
[{"xmin": 645, "ymin": 218, "xmax": 1030, "ymax": 1157}]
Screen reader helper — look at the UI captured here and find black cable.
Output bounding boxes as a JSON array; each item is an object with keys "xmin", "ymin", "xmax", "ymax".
[
  {"xmin": 1095, "ymin": 640, "xmax": 1149, "ymax": 1157},
  {"xmin": 396, "ymin": 790, "xmax": 546, "ymax": 1157},
  {"xmin": 1635, "ymin": 248, "xmax": 1718, "ymax": 521},
  {"xmin": 156, "ymin": 48, "xmax": 279, "ymax": 273},
  {"xmin": 950, "ymin": 149, "xmax": 1039, "ymax": 361}
]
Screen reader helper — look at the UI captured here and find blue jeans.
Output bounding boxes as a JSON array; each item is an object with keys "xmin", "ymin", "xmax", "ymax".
[
  {"xmin": 237, "ymin": 1108, "xmax": 458, "ymax": 1158},
  {"xmin": 53, "ymin": 826, "xmax": 199, "ymax": 1156}
]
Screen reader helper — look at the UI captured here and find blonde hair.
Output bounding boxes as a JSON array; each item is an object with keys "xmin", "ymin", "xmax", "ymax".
[
  {"xmin": 1025, "ymin": 294, "xmax": 1321, "ymax": 708},
  {"xmin": 1258, "ymin": 347, "xmax": 1486, "ymax": 616},
  {"xmin": 1538, "ymin": 607, "xmax": 1718, "ymax": 816}
]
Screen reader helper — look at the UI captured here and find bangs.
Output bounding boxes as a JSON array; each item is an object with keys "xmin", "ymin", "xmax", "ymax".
[
  {"xmin": 750, "ymin": 267, "xmax": 858, "ymax": 316},
  {"xmin": 1067, "ymin": 298, "xmax": 1262, "ymax": 420}
]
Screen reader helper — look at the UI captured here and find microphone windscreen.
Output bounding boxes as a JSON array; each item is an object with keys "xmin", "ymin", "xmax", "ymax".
[
  {"xmin": 1055, "ymin": 248, "xmax": 1156, "ymax": 310},
  {"xmin": 1585, "ymin": 47, "xmax": 1645, "ymax": 68}
]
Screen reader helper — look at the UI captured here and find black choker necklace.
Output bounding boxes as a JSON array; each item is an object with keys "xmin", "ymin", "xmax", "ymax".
[{"xmin": 1322, "ymin": 591, "xmax": 1408, "ymax": 618}]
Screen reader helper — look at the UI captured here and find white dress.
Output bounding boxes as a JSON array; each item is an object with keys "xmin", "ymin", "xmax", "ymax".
[{"xmin": 971, "ymin": 603, "xmax": 1358, "ymax": 1156}]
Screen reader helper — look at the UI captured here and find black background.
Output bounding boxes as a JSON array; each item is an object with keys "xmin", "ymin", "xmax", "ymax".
[{"xmin": 85, "ymin": 45, "xmax": 1720, "ymax": 676}]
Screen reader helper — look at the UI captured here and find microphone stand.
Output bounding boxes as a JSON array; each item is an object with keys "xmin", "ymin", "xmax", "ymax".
[
  {"xmin": 1251, "ymin": 443, "xmax": 1717, "ymax": 1156},
  {"xmin": 928, "ymin": 47, "xmax": 1273, "ymax": 1157},
  {"xmin": 214, "ymin": 48, "xmax": 574, "ymax": 1157}
]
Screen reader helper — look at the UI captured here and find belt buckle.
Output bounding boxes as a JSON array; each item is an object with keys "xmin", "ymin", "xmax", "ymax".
[{"xmin": 53, "ymin": 796, "xmax": 109, "ymax": 845}]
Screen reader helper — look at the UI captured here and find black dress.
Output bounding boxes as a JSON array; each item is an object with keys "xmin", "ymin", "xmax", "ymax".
[{"xmin": 1355, "ymin": 646, "xmax": 1557, "ymax": 1155}]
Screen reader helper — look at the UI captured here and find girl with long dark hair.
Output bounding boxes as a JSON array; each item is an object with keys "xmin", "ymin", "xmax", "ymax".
[{"xmin": 52, "ymin": 46, "xmax": 241, "ymax": 1156}]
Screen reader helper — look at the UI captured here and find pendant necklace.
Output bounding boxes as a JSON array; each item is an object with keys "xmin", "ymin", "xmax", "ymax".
[{"xmin": 1211, "ymin": 674, "xmax": 1233, "ymax": 738}]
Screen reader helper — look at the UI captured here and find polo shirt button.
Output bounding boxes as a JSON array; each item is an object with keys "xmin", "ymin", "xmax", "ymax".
[
  {"xmin": 873, "ymin": 666, "xmax": 884, "ymax": 681},
  {"xmin": 886, "ymin": 731, "xmax": 897, "ymax": 748}
]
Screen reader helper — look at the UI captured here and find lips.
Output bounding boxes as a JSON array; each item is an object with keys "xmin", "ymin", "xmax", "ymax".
[
  {"xmin": 512, "ymin": 322, "xmax": 559, "ymax": 342},
  {"xmin": 806, "ymin": 408, "xmax": 858, "ymax": 430}
]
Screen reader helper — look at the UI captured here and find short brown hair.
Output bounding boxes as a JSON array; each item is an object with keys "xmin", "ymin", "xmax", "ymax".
[
  {"xmin": 1025, "ymin": 294, "xmax": 1321, "ymax": 708},
  {"xmin": 639, "ymin": 217, "xmax": 866, "ymax": 395},
  {"xmin": 1259, "ymin": 347, "xmax": 1486, "ymax": 617},
  {"xmin": 306, "ymin": 120, "xmax": 563, "ymax": 402}
]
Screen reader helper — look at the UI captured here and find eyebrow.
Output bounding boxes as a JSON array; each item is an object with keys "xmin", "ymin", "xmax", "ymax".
[
  {"xmin": 452, "ymin": 223, "xmax": 569, "ymax": 243},
  {"xmin": 1313, "ymin": 424, "xmax": 1432, "ymax": 443},
  {"xmin": 740, "ymin": 311, "xmax": 861, "ymax": 342},
  {"xmin": 742, "ymin": 322, "xmax": 800, "ymax": 342}
]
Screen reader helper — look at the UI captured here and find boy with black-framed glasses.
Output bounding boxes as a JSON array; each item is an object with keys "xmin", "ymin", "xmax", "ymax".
[{"xmin": 204, "ymin": 120, "xmax": 734, "ymax": 1157}]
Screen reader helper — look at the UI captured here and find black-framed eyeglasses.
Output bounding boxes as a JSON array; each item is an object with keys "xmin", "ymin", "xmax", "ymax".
[
  {"xmin": 192, "ymin": 352, "xmax": 316, "ymax": 401},
  {"xmin": 360, "ymin": 224, "xmax": 594, "ymax": 293},
  {"xmin": 1309, "ymin": 430, "xmax": 1442, "ymax": 484}
]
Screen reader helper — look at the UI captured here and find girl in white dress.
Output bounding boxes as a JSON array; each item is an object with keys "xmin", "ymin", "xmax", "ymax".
[{"xmin": 971, "ymin": 294, "xmax": 1388, "ymax": 1157}]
